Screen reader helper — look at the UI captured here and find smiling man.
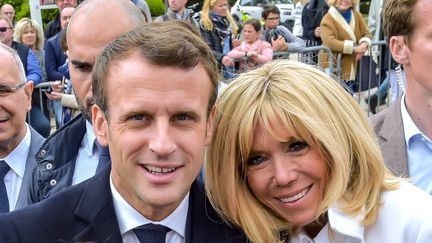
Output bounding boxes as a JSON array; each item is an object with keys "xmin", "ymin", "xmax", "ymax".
[
  {"xmin": 0, "ymin": 21, "xmax": 247, "ymax": 243},
  {"xmin": 0, "ymin": 43, "xmax": 44, "ymax": 213}
]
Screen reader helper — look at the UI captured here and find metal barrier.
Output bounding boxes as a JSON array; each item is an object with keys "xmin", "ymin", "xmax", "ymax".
[{"xmin": 273, "ymin": 45, "xmax": 335, "ymax": 74}]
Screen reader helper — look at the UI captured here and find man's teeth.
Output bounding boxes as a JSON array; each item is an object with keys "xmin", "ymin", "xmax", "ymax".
[
  {"xmin": 144, "ymin": 165, "xmax": 176, "ymax": 174},
  {"xmin": 280, "ymin": 187, "xmax": 309, "ymax": 203}
]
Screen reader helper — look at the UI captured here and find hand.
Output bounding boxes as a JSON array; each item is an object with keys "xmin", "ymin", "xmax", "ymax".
[
  {"xmin": 355, "ymin": 52, "xmax": 364, "ymax": 61},
  {"xmin": 314, "ymin": 27, "xmax": 321, "ymax": 38},
  {"xmin": 355, "ymin": 43, "xmax": 368, "ymax": 54},
  {"xmin": 271, "ymin": 36, "xmax": 288, "ymax": 52},
  {"xmin": 50, "ymin": 80, "xmax": 64, "ymax": 93},
  {"xmin": 45, "ymin": 91, "xmax": 63, "ymax": 101},
  {"xmin": 222, "ymin": 55, "xmax": 235, "ymax": 67},
  {"xmin": 247, "ymin": 51, "xmax": 258, "ymax": 57},
  {"xmin": 232, "ymin": 38, "xmax": 241, "ymax": 48}
]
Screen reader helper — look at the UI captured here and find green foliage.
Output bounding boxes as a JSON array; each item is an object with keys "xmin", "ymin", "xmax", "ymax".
[{"xmin": 147, "ymin": 0, "xmax": 165, "ymax": 17}]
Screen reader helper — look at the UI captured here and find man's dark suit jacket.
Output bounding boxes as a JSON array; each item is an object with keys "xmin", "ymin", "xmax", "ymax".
[{"xmin": 0, "ymin": 166, "xmax": 247, "ymax": 243}]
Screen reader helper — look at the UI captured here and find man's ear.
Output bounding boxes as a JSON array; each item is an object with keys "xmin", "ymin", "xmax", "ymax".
[
  {"xmin": 92, "ymin": 104, "xmax": 109, "ymax": 147},
  {"xmin": 389, "ymin": 36, "xmax": 409, "ymax": 65},
  {"xmin": 24, "ymin": 81, "xmax": 34, "ymax": 112},
  {"xmin": 204, "ymin": 106, "xmax": 217, "ymax": 146}
]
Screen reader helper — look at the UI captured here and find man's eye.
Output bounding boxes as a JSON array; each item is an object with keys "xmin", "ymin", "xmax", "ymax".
[
  {"xmin": 74, "ymin": 64, "xmax": 93, "ymax": 72},
  {"xmin": 247, "ymin": 155, "xmax": 266, "ymax": 166},
  {"xmin": 175, "ymin": 114, "xmax": 192, "ymax": 121},
  {"xmin": 131, "ymin": 114, "xmax": 144, "ymax": 121}
]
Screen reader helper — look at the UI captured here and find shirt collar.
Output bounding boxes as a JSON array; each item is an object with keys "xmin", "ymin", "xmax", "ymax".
[
  {"xmin": 83, "ymin": 120, "xmax": 96, "ymax": 156},
  {"xmin": 400, "ymin": 93, "xmax": 430, "ymax": 147},
  {"xmin": 1, "ymin": 124, "xmax": 31, "ymax": 178},
  {"xmin": 110, "ymin": 175, "xmax": 188, "ymax": 239}
]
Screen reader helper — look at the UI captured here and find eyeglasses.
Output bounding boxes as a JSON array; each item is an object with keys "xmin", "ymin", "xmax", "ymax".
[
  {"xmin": 266, "ymin": 17, "xmax": 280, "ymax": 21},
  {"xmin": 0, "ymin": 82, "xmax": 26, "ymax": 97},
  {"xmin": 0, "ymin": 27, "xmax": 13, "ymax": 32}
]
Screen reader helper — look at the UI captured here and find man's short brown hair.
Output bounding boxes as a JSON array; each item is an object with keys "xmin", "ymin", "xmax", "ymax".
[
  {"xmin": 92, "ymin": 20, "xmax": 219, "ymax": 119},
  {"xmin": 382, "ymin": 0, "xmax": 418, "ymax": 45}
]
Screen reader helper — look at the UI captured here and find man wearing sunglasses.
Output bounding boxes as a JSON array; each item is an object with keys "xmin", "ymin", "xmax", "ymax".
[{"xmin": 0, "ymin": 43, "xmax": 45, "ymax": 213}]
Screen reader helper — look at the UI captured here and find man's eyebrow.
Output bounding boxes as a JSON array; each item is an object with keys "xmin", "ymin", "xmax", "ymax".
[{"xmin": 70, "ymin": 59, "xmax": 93, "ymax": 67}]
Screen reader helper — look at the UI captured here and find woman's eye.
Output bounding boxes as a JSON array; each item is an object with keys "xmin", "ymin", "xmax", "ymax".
[
  {"xmin": 247, "ymin": 155, "xmax": 266, "ymax": 166},
  {"xmin": 288, "ymin": 141, "xmax": 308, "ymax": 153}
]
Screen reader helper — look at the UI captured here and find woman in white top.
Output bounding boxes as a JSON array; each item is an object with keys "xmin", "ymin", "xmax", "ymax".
[{"xmin": 205, "ymin": 60, "xmax": 432, "ymax": 243}]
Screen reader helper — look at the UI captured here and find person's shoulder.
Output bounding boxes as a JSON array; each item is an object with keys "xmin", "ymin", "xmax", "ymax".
[
  {"xmin": 380, "ymin": 182, "xmax": 432, "ymax": 220},
  {"xmin": 369, "ymin": 100, "xmax": 400, "ymax": 130}
]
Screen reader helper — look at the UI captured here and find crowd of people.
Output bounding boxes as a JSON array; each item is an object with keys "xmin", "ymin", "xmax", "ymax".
[{"xmin": 0, "ymin": 0, "xmax": 431, "ymax": 242}]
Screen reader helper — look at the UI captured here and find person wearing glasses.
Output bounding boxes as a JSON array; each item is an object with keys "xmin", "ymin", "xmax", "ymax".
[
  {"xmin": 0, "ymin": 43, "xmax": 45, "ymax": 213},
  {"xmin": 0, "ymin": 16, "xmax": 48, "ymax": 138},
  {"xmin": 261, "ymin": 4, "xmax": 305, "ymax": 53}
]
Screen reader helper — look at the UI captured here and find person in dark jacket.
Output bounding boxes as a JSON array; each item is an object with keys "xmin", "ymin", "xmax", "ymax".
[
  {"xmin": 28, "ymin": 0, "xmax": 145, "ymax": 203},
  {"xmin": 0, "ymin": 20, "xmax": 248, "ymax": 243},
  {"xmin": 44, "ymin": 0, "xmax": 77, "ymax": 40}
]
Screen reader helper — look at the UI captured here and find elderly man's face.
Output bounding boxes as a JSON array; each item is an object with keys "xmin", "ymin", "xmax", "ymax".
[
  {"xmin": 1, "ymin": 5, "xmax": 15, "ymax": 23},
  {"xmin": 0, "ymin": 19, "xmax": 13, "ymax": 46},
  {"xmin": 0, "ymin": 49, "xmax": 33, "ymax": 156}
]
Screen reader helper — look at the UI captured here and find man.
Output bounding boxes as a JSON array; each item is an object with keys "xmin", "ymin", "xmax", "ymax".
[
  {"xmin": 0, "ymin": 21, "xmax": 247, "ymax": 243},
  {"xmin": 261, "ymin": 4, "xmax": 305, "ymax": 52},
  {"xmin": 28, "ymin": 0, "xmax": 145, "ymax": 203},
  {"xmin": 0, "ymin": 43, "xmax": 44, "ymax": 213},
  {"xmin": 0, "ymin": 4, "xmax": 15, "ymax": 25},
  {"xmin": 0, "ymin": 15, "xmax": 47, "ymax": 137},
  {"xmin": 44, "ymin": 0, "xmax": 77, "ymax": 40},
  {"xmin": 371, "ymin": 0, "xmax": 432, "ymax": 195},
  {"xmin": 154, "ymin": 0, "xmax": 198, "ymax": 29}
]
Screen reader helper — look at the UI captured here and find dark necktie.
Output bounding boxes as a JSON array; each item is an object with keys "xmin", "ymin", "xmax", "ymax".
[
  {"xmin": 95, "ymin": 140, "xmax": 110, "ymax": 173},
  {"xmin": 134, "ymin": 223, "xmax": 171, "ymax": 243},
  {"xmin": 0, "ymin": 161, "xmax": 10, "ymax": 213}
]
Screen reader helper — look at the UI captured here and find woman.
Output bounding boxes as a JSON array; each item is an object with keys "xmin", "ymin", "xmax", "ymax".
[
  {"xmin": 320, "ymin": 0, "xmax": 371, "ymax": 93},
  {"xmin": 14, "ymin": 18, "xmax": 51, "ymax": 137},
  {"xmin": 200, "ymin": 0, "xmax": 239, "ymax": 80},
  {"xmin": 227, "ymin": 18, "xmax": 273, "ymax": 73},
  {"xmin": 205, "ymin": 60, "xmax": 432, "ymax": 242},
  {"xmin": 14, "ymin": 18, "xmax": 46, "ymax": 82}
]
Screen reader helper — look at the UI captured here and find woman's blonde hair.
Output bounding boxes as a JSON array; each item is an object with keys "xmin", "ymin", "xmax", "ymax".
[
  {"xmin": 200, "ymin": 0, "xmax": 238, "ymax": 35},
  {"xmin": 13, "ymin": 17, "xmax": 44, "ymax": 51},
  {"xmin": 205, "ymin": 60, "xmax": 399, "ymax": 243}
]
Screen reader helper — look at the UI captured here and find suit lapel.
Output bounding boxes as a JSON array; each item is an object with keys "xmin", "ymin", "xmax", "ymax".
[
  {"xmin": 72, "ymin": 166, "xmax": 122, "ymax": 242},
  {"xmin": 378, "ymin": 98, "xmax": 409, "ymax": 176},
  {"xmin": 185, "ymin": 181, "xmax": 246, "ymax": 243},
  {"xmin": 15, "ymin": 127, "xmax": 45, "ymax": 209}
]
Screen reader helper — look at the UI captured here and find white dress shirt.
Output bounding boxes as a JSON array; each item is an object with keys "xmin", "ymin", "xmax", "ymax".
[
  {"xmin": 110, "ymin": 176, "xmax": 188, "ymax": 243},
  {"xmin": 72, "ymin": 121, "xmax": 99, "ymax": 185},
  {"xmin": 1, "ymin": 124, "xmax": 30, "ymax": 211},
  {"xmin": 401, "ymin": 94, "xmax": 432, "ymax": 194}
]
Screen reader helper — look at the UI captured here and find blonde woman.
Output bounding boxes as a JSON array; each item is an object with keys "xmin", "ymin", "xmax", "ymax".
[
  {"xmin": 320, "ymin": 0, "xmax": 371, "ymax": 93},
  {"xmin": 14, "ymin": 17, "xmax": 45, "ymax": 81},
  {"xmin": 200, "ymin": 0, "xmax": 239, "ymax": 79},
  {"xmin": 206, "ymin": 60, "xmax": 432, "ymax": 242}
]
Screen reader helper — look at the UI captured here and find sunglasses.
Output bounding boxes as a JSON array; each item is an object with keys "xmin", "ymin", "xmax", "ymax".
[{"xmin": 0, "ymin": 27, "xmax": 13, "ymax": 32}]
